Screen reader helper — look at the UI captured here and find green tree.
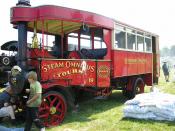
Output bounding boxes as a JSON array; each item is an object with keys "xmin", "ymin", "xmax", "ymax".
[
  {"xmin": 160, "ymin": 47, "xmax": 170, "ymax": 57},
  {"xmin": 170, "ymin": 45, "xmax": 175, "ymax": 56}
]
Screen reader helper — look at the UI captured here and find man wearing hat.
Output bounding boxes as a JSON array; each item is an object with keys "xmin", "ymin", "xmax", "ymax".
[{"xmin": 162, "ymin": 62, "xmax": 169, "ymax": 82}]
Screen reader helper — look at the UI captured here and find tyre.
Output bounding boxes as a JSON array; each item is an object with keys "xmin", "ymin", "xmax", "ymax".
[
  {"xmin": 124, "ymin": 78, "xmax": 145, "ymax": 99},
  {"xmin": 39, "ymin": 91, "xmax": 67, "ymax": 127}
]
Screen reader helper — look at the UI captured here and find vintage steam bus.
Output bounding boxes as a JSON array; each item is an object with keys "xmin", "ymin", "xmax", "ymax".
[{"xmin": 9, "ymin": 3, "xmax": 159, "ymax": 126}]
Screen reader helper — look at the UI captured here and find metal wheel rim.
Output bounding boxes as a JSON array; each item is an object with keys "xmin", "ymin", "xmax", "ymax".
[{"xmin": 39, "ymin": 93, "xmax": 66, "ymax": 127}]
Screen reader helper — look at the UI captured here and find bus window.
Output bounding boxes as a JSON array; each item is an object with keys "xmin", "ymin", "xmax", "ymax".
[
  {"xmin": 68, "ymin": 33, "xmax": 78, "ymax": 51},
  {"xmin": 145, "ymin": 38, "xmax": 152, "ymax": 52},
  {"xmin": 94, "ymin": 37, "xmax": 106, "ymax": 49},
  {"xmin": 127, "ymin": 33, "xmax": 136, "ymax": 50},
  {"xmin": 115, "ymin": 30, "xmax": 126, "ymax": 49},
  {"xmin": 137, "ymin": 35, "xmax": 144, "ymax": 51},
  {"xmin": 80, "ymin": 34, "xmax": 91, "ymax": 49},
  {"xmin": 102, "ymin": 42, "xmax": 106, "ymax": 48}
]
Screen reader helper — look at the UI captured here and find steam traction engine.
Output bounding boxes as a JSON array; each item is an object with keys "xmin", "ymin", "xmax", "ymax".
[{"xmin": 9, "ymin": 2, "xmax": 159, "ymax": 127}]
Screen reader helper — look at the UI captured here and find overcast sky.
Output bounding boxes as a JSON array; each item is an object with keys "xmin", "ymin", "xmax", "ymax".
[{"xmin": 0, "ymin": 0, "xmax": 175, "ymax": 49}]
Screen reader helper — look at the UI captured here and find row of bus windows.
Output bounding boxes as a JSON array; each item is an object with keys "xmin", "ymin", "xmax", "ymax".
[
  {"xmin": 115, "ymin": 29, "xmax": 152, "ymax": 52},
  {"xmin": 68, "ymin": 33, "xmax": 106, "ymax": 51}
]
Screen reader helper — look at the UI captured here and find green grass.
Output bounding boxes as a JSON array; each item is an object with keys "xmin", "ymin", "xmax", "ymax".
[
  {"xmin": 47, "ymin": 70, "xmax": 175, "ymax": 131},
  {"xmin": 3, "ymin": 70, "xmax": 175, "ymax": 131}
]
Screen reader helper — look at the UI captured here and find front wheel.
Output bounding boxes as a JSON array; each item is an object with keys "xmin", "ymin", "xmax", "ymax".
[{"xmin": 39, "ymin": 91, "xmax": 67, "ymax": 127}]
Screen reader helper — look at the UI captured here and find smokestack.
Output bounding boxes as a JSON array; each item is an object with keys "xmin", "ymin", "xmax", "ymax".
[{"xmin": 17, "ymin": 22, "xmax": 28, "ymax": 70}]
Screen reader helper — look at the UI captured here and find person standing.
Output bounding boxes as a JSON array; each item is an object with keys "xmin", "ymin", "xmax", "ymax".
[
  {"xmin": 162, "ymin": 62, "xmax": 169, "ymax": 82},
  {"xmin": 0, "ymin": 65, "xmax": 23, "ymax": 108},
  {"xmin": 24, "ymin": 71, "xmax": 45, "ymax": 131}
]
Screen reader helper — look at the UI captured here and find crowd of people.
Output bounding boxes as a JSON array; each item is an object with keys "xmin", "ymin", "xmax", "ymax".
[{"xmin": 0, "ymin": 65, "xmax": 45, "ymax": 131}]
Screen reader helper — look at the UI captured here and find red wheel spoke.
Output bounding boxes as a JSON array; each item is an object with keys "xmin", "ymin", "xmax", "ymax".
[
  {"xmin": 51, "ymin": 97, "xmax": 57, "ymax": 106},
  {"xmin": 56, "ymin": 101, "xmax": 61, "ymax": 109},
  {"xmin": 57, "ymin": 108, "xmax": 62, "ymax": 112},
  {"xmin": 41, "ymin": 103, "xmax": 49, "ymax": 109},
  {"xmin": 51, "ymin": 115, "xmax": 61, "ymax": 125},
  {"xmin": 39, "ymin": 113, "xmax": 49, "ymax": 118},
  {"xmin": 47, "ymin": 96, "xmax": 52, "ymax": 103}
]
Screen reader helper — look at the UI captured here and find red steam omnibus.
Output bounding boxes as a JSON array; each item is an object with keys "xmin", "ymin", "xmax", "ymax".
[{"xmin": 10, "ymin": 3, "xmax": 159, "ymax": 126}]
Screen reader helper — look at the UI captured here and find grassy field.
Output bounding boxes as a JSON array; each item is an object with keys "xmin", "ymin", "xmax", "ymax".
[
  {"xmin": 2, "ymin": 70, "xmax": 175, "ymax": 131},
  {"xmin": 47, "ymin": 70, "xmax": 175, "ymax": 131}
]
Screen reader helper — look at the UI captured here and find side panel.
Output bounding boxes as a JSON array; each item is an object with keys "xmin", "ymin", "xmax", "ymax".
[
  {"xmin": 40, "ymin": 59, "xmax": 111, "ymax": 88},
  {"xmin": 112, "ymin": 50, "xmax": 127, "ymax": 77},
  {"xmin": 127, "ymin": 52, "xmax": 138, "ymax": 75},
  {"xmin": 97, "ymin": 61, "xmax": 111, "ymax": 87},
  {"xmin": 137, "ymin": 53, "xmax": 145, "ymax": 74},
  {"xmin": 112, "ymin": 50, "xmax": 153, "ymax": 78},
  {"xmin": 41, "ymin": 60, "xmax": 96, "ymax": 87},
  {"xmin": 145, "ymin": 53, "xmax": 153, "ymax": 73}
]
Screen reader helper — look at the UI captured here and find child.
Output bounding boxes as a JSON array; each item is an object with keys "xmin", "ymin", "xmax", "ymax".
[{"xmin": 24, "ymin": 71, "xmax": 45, "ymax": 131}]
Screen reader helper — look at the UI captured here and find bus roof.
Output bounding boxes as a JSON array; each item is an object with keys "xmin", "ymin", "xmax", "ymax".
[{"xmin": 11, "ymin": 5, "xmax": 158, "ymax": 36}]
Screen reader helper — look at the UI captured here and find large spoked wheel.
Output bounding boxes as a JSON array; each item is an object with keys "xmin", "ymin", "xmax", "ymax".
[{"xmin": 39, "ymin": 91, "xmax": 67, "ymax": 127}]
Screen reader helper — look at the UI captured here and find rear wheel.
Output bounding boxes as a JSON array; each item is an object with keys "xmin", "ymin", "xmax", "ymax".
[
  {"xmin": 124, "ymin": 78, "xmax": 145, "ymax": 99},
  {"xmin": 39, "ymin": 91, "xmax": 67, "ymax": 127}
]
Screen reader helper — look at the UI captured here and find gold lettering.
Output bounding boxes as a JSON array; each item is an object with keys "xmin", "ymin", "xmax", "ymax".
[
  {"xmin": 58, "ymin": 62, "xmax": 64, "ymax": 68},
  {"xmin": 47, "ymin": 64, "xmax": 51, "ymax": 70},
  {"xmin": 50, "ymin": 64, "xmax": 55, "ymax": 69},
  {"xmin": 54, "ymin": 62, "xmax": 64, "ymax": 68},
  {"xmin": 72, "ymin": 69, "xmax": 78, "ymax": 74},
  {"xmin": 78, "ymin": 69, "xmax": 83, "ymax": 74},
  {"xmin": 90, "ymin": 66, "xmax": 95, "ymax": 72},
  {"xmin": 42, "ymin": 65, "xmax": 48, "ymax": 72},
  {"xmin": 57, "ymin": 73, "xmax": 61, "ymax": 77},
  {"xmin": 89, "ymin": 78, "xmax": 94, "ymax": 83},
  {"xmin": 76, "ymin": 63, "xmax": 81, "ymax": 68},
  {"xmin": 66, "ymin": 70, "xmax": 71, "ymax": 75},
  {"xmin": 66, "ymin": 61, "xmax": 70, "ymax": 68},
  {"xmin": 62, "ymin": 72, "xmax": 67, "ymax": 76}
]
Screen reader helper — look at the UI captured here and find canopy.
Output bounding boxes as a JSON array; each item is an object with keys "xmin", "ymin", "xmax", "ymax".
[{"xmin": 1, "ymin": 41, "xmax": 18, "ymax": 51}]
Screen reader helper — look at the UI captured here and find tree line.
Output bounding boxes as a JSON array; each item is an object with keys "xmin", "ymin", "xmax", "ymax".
[{"xmin": 160, "ymin": 45, "xmax": 175, "ymax": 57}]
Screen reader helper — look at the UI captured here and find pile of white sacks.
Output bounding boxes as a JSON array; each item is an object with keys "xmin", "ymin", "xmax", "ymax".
[{"xmin": 123, "ymin": 90, "xmax": 175, "ymax": 121}]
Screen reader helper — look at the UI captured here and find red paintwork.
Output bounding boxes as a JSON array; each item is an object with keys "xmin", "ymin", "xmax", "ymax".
[
  {"xmin": 40, "ymin": 59, "xmax": 110, "ymax": 88},
  {"xmin": 11, "ymin": 5, "xmax": 114, "ymax": 29},
  {"xmin": 39, "ymin": 93, "xmax": 67, "ymax": 127},
  {"xmin": 145, "ymin": 53, "xmax": 153, "ymax": 73},
  {"xmin": 112, "ymin": 50, "xmax": 127, "ymax": 77},
  {"xmin": 103, "ymin": 29, "xmax": 112, "ymax": 60},
  {"xmin": 67, "ymin": 51, "xmax": 81, "ymax": 59},
  {"xmin": 28, "ymin": 48, "xmax": 54, "ymax": 58},
  {"xmin": 97, "ymin": 61, "xmax": 111, "ymax": 87},
  {"xmin": 112, "ymin": 50, "xmax": 152, "ymax": 77}
]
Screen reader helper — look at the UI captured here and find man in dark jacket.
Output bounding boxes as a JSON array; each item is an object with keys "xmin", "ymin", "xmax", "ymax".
[{"xmin": 162, "ymin": 62, "xmax": 169, "ymax": 82}]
